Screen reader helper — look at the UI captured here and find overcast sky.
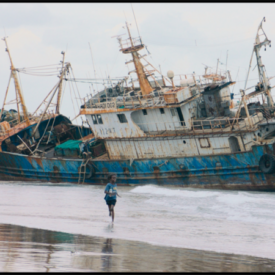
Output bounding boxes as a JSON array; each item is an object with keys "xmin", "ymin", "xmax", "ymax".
[{"xmin": 1, "ymin": 3, "xmax": 275, "ymax": 124}]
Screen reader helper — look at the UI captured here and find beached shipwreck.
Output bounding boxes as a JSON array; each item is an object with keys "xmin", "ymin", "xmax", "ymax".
[{"xmin": 1, "ymin": 18, "xmax": 275, "ymax": 190}]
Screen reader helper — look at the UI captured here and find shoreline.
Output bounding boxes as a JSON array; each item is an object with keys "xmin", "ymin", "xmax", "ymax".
[
  {"xmin": 0, "ymin": 223, "xmax": 274, "ymax": 272},
  {"xmin": 1, "ymin": 217, "xmax": 275, "ymax": 262}
]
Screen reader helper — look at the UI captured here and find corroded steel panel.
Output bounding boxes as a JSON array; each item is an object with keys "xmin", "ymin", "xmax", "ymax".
[
  {"xmin": 0, "ymin": 121, "xmax": 11, "ymax": 134},
  {"xmin": 204, "ymin": 94, "xmax": 218, "ymax": 117}
]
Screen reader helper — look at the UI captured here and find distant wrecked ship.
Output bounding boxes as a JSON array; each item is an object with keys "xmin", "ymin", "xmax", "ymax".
[{"xmin": 1, "ymin": 18, "xmax": 275, "ymax": 191}]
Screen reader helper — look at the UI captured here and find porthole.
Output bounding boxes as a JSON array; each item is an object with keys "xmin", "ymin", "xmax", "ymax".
[
  {"xmin": 258, "ymin": 132, "xmax": 262, "ymax": 137},
  {"xmin": 183, "ymin": 140, "xmax": 186, "ymax": 144}
]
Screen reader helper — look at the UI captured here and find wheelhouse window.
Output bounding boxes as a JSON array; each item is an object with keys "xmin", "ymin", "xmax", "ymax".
[
  {"xmin": 91, "ymin": 114, "xmax": 103, "ymax": 124},
  {"xmin": 142, "ymin": 109, "xmax": 147, "ymax": 115},
  {"xmin": 117, "ymin": 114, "xmax": 128, "ymax": 123},
  {"xmin": 97, "ymin": 114, "xmax": 103, "ymax": 124},
  {"xmin": 92, "ymin": 115, "xmax": 98, "ymax": 125}
]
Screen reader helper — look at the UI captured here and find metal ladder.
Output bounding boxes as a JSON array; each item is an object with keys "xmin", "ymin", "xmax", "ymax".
[{"xmin": 78, "ymin": 158, "xmax": 90, "ymax": 184}]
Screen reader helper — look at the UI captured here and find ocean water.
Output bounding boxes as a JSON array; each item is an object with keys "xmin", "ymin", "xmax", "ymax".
[{"xmin": 0, "ymin": 181, "xmax": 275, "ymax": 271}]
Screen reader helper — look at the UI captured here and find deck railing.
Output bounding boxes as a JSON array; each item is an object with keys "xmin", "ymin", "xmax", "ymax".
[
  {"xmin": 81, "ymin": 70, "xmax": 231, "ymax": 111},
  {"xmin": 83, "ymin": 93, "xmax": 167, "ymax": 110},
  {"xmin": 191, "ymin": 112, "xmax": 264, "ymax": 133},
  {"xmin": 120, "ymin": 37, "xmax": 143, "ymax": 51}
]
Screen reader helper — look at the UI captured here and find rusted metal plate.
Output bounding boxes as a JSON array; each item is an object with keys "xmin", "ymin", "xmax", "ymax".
[{"xmin": 0, "ymin": 121, "xmax": 11, "ymax": 133}]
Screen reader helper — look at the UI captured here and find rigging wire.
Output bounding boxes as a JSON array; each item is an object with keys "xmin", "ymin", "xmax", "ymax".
[
  {"xmin": 47, "ymin": 113, "xmax": 57, "ymax": 144},
  {"xmin": 18, "ymin": 72, "xmax": 62, "ymax": 77},
  {"xmin": 16, "ymin": 64, "xmax": 63, "ymax": 77},
  {"xmin": 18, "ymin": 71, "xmax": 62, "ymax": 75},
  {"xmin": 171, "ymin": 37, "xmax": 255, "ymax": 48},
  {"xmin": 64, "ymin": 76, "xmax": 274, "ymax": 85},
  {"xmin": 17, "ymin": 66, "xmax": 62, "ymax": 71},
  {"xmin": 33, "ymin": 114, "xmax": 53, "ymax": 154},
  {"xmin": 17, "ymin": 64, "xmax": 62, "ymax": 69},
  {"xmin": 70, "ymin": 67, "xmax": 83, "ymax": 106},
  {"xmin": 60, "ymin": 80, "xmax": 67, "ymax": 111},
  {"xmin": 68, "ymin": 74, "xmax": 79, "ymax": 125},
  {"xmin": 32, "ymin": 83, "xmax": 59, "ymax": 116},
  {"xmin": 109, "ymin": 51, "xmax": 120, "ymax": 76},
  {"xmin": 69, "ymin": 71, "xmax": 81, "ymax": 123},
  {"xmin": 19, "ymin": 71, "xmax": 62, "ymax": 74},
  {"xmin": 66, "ymin": 76, "xmax": 127, "ymax": 80}
]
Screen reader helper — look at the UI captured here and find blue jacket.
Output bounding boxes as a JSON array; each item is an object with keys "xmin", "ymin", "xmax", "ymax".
[{"xmin": 104, "ymin": 183, "xmax": 117, "ymax": 201}]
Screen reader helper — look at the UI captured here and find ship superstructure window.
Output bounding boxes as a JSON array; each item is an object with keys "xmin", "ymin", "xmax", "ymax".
[
  {"xmin": 97, "ymin": 115, "xmax": 103, "ymax": 124},
  {"xmin": 91, "ymin": 114, "xmax": 103, "ymax": 124},
  {"xmin": 92, "ymin": 115, "xmax": 98, "ymax": 125},
  {"xmin": 142, "ymin": 109, "xmax": 147, "ymax": 115},
  {"xmin": 160, "ymin": 108, "xmax": 165, "ymax": 114},
  {"xmin": 117, "ymin": 114, "xmax": 128, "ymax": 123}
]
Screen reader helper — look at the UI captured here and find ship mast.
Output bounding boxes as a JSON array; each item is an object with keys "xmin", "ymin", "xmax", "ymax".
[
  {"xmin": 2, "ymin": 37, "xmax": 30, "ymax": 126},
  {"xmin": 55, "ymin": 51, "xmax": 66, "ymax": 114},
  {"xmin": 254, "ymin": 18, "xmax": 273, "ymax": 107},
  {"xmin": 233, "ymin": 18, "xmax": 273, "ymax": 128},
  {"xmin": 120, "ymin": 22, "xmax": 153, "ymax": 96},
  {"xmin": 243, "ymin": 17, "xmax": 273, "ymax": 106}
]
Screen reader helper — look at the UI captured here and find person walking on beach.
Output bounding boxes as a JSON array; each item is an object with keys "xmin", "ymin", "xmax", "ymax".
[{"xmin": 104, "ymin": 174, "xmax": 120, "ymax": 223}]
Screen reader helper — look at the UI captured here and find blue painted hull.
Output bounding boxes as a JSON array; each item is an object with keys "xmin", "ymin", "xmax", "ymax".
[{"xmin": 0, "ymin": 144, "xmax": 275, "ymax": 191}]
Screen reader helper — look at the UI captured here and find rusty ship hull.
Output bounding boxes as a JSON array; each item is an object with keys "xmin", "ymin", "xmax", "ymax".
[{"xmin": 0, "ymin": 143, "xmax": 275, "ymax": 191}]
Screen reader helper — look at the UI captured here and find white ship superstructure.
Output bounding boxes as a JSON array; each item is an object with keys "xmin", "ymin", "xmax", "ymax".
[{"xmin": 80, "ymin": 19, "xmax": 275, "ymax": 161}]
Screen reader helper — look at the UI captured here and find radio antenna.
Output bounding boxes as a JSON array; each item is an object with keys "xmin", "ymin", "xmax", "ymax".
[
  {"xmin": 88, "ymin": 42, "xmax": 98, "ymax": 93},
  {"xmin": 3, "ymin": 26, "xmax": 7, "ymax": 36},
  {"xmin": 123, "ymin": 10, "xmax": 128, "ymax": 22},
  {"xmin": 131, "ymin": 4, "xmax": 141, "ymax": 40}
]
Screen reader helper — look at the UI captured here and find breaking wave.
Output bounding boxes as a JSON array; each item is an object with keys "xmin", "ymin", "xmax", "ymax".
[
  {"xmin": 130, "ymin": 185, "xmax": 219, "ymax": 198},
  {"xmin": 130, "ymin": 185, "xmax": 275, "ymax": 226}
]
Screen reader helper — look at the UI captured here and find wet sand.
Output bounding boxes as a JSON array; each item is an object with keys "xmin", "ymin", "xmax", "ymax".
[{"xmin": 0, "ymin": 223, "xmax": 274, "ymax": 272}]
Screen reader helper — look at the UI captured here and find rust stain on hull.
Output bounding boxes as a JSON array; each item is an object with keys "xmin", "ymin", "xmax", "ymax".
[{"xmin": 34, "ymin": 157, "xmax": 43, "ymax": 168}]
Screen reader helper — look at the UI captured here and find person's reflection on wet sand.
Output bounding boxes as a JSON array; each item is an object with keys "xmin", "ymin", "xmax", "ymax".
[
  {"xmin": 101, "ymin": 239, "xmax": 113, "ymax": 272},
  {"xmin": 44, "ymin": 244, "xmax": 54, "ymax": 272}
]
